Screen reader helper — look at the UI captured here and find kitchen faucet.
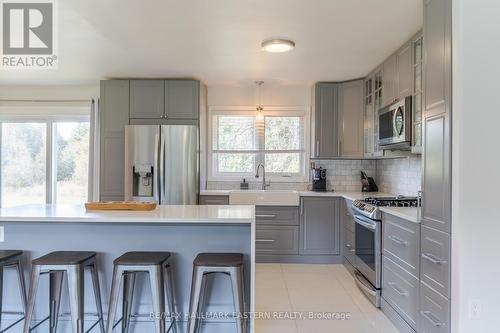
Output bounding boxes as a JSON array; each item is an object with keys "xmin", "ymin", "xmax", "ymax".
[{"xmin": 255, "ymin": 163, "xmax": 270, "ymax": 190}]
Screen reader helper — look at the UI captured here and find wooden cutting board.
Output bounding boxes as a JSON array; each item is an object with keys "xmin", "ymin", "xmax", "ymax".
[{"xmin": 85, "ymin": 201, "xmax": 157, "ymax": 211}]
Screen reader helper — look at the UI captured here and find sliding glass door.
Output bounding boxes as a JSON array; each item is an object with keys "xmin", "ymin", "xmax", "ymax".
[{"xmin": 0, "ymin": 120, "xmax": 90, "ymax": 207}]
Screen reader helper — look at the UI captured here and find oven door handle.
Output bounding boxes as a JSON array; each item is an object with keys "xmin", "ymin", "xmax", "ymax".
[{"xmin": 354, "ymin": 214, "xmax": 377, "ymax": 231}]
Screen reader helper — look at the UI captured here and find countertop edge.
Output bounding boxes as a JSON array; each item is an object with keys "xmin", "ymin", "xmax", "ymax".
[{"xmin": 380, "ymin": 207, "xmax": 420, "ymax": 224}]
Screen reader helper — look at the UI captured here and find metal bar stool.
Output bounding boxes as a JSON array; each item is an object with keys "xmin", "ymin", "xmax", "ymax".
[
  {"xmin": 0, "ymin": 250, "xmax": 27, "ymax": 332},
  {"xmin": 187, "ymin": 253, "xmax": 246, "ymax": 333},
  {"xmin": 23, "ymin": 251, "xmax": 105, "ymax": 333},
  {"xmin": 106, "ymin": 252, "xmax": 177, "ymax": 333}
]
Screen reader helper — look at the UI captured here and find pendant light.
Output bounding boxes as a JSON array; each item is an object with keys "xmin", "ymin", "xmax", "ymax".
[{"xmin": 256, "ymin": 81, "xmax": 264, "ymax": 120}]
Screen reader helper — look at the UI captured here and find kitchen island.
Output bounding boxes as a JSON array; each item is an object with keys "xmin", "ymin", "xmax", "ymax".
[{"xmin": 0, "ymin": 204, "xmax": 255, "ymax": 333}]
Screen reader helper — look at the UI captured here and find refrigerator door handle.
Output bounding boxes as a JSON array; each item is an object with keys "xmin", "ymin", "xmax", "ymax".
[
  {"xmin": 159, "ymin": 132, "xmax": 165, "ymax": 204},
  {"xmin": 154, "ymin": 130, "xmax": 161, "ymax": 203}
]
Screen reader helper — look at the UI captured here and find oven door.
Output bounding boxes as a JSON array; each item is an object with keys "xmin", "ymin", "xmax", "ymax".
[{"xmin": 353, "ymin": 214, "xmax": 381, "ymax": 288}]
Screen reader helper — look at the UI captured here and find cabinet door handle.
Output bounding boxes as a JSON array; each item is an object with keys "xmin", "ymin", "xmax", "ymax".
[
  {"xmin": 256, "ymin": 214, "xmax": 277, "ymax": 219},
  {"xmin": 389, "ymin": 236, "xmax": 408, "ymax": 246},
  {"xmin": 315, "ymin": 140, "xmax": 320, "ymax": 156},
  {"xmin": 388, "ymin": 282, "xmax": 408, "ymax": 296},
  {"xmin": 422, "ymin": 253, "xmax": 446, "ymax": 265},
  {"xmin": 421, "ymin": 311, "xmax": 445, "ymax": 327},
  {"xmin": 256, "ymin": 239, "xmax": 276, "ymax": 243},
  {"xmin": 204, "ymin": 199, "xmax": 225, "ymax": 204}
]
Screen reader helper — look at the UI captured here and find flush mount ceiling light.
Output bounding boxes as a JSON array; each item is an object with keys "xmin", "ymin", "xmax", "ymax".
[{"xmin": 261, "ymin": 38, "xmax": 295, "ymax": 53}]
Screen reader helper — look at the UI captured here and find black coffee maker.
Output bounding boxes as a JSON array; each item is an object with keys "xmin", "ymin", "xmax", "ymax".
[{"xmin": 312, "ymin": 167, "xmax": 327, "ymax": 191}]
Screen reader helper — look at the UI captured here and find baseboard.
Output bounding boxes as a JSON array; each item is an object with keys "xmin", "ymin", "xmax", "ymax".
[
  {"xmin": 256, "ymin": 254, "xmax": 343, "ymax": 264},
  {"xmin": 380, "ymin": 298, "xmax": 417, "ymax": 333}
]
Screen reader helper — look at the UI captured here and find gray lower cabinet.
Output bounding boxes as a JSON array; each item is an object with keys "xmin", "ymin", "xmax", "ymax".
[
  {"xmin": 129, "ymin": 80, "xmax": 165, "ymax": 119},
  {"xmin": 383, "ymin": 256, "xmax": 420, "ymax": 331},
  {"xmin": 256, "ymin": 206, "xmax": 299, "ymax": 225},
  {"xmin": 383, "ymin": 213, "xmax": 420, "ymax": 278},
  {"xmin": 300, "ymin": 197, "xmax": 340, "ymax": 255},
  {"xmin": 199, "ymin": 195, "xmax": 229, "ymax": 205},
  {"xmin": 256, "ymin": 226, "xmax": 299, "ymax": 255},
  {"xmin": 255, "ymin": 206, "xmax": 299, "ymax": 258},
  {"xmin": 420, "ymin": 225, "xmax": 450, "ymax": 298},
  {"xmin": 99, "ymin": 80, "xmax": 130, "ymax": 201},
  {"xmin": 420, "ymin": 282, "xmax": 450, "ymax": 333}
]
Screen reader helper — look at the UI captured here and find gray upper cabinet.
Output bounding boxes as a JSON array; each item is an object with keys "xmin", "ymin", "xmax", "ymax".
[
  {"xmin": 300, "ymin": 197, "xmax": 340, "ymax": 255},
  {"xmin": 129, "ymin": 79, "xmax": 200, "ymax": 121},
  {"xmin": 312, "ymin": 83, "xmax": 340, "ymax": 158},
  {"xmin": 382, "ymin": 53, "xmax": 398, "ymax": 107},
  {"xmin": 423, "ymin": 0, "xmax": 451, "ymax": 119},
  {"xmin": 397, "ymin": 41, "xmax": 413, "ymax": 99},
  {"xmin": 422, "ymin": 0, "xmax": 452, "ymax": 233},
  {"xmin": 129, "ymin": 80, "xmax": 165, "ymax": 119},
  {"xmin": 339, "ymin": 80, "xmax": 364, "ymax": 158},
  {"xmin": 165, "ymin": 80, "xmax": 200, "ymax": 120},
  {"xmin": 99, "ymin": 80, "xmax": 130, "ymax": 201}
]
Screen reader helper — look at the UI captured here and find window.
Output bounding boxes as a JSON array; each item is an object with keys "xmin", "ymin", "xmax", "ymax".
[
  {"xmin": 210, "ymin": 108, "xmax": 308, "ymax": 180},
  {"xmin": 1, "ymin": 123, "xmax": 47, "ymax": 207},
  {"xmin": 54, "ymin": 122, "xmax": 90, "ymax": 204},
  {"xmin": 0, "ymin": 102, "xmax": 93, "ymax": 207}
]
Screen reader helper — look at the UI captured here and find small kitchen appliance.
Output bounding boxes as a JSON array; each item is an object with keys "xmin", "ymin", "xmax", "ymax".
[
  {"xmin": 350, "ymin": 195, "xmax": 420, "ymax": 307},
  {"xmin": 360, "ymin": 171, "xmax": 378, "ymax": 192},
  {"xmin": 378, "ymin": 96, "xmax": 412, "ymax": 149},
  {"xmin": 312, "ymin": 167, "xmax": 327, "ymax": 191}
]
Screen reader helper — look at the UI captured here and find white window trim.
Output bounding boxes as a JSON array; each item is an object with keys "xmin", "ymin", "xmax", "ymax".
[
  {"xmin": 207, "ymin": 105, "xmax": 310, "ymax": 182},
  {"xmin": 0, "ymin": 103, "xmax": 93, "ymax": 206}
]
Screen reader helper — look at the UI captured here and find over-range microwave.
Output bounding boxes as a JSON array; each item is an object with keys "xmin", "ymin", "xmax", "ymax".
[{"xmin": 378, "ymin": 96, "xmax": 412, "ymax": 149}]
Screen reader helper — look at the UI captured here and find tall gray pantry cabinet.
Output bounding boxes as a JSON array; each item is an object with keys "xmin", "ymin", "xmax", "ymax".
[{"xmin": 420, "ymin": 0, "xmax": 452, "ymax": 332}]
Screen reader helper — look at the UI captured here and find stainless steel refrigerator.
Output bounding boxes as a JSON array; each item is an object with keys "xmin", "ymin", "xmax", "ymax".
[{"xmin": 124, "ymin": 125, "xmax": 199, "ymax": 204}]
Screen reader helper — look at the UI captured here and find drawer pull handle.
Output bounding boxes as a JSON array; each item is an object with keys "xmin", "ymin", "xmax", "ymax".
[
  {"xmin": 256, "ymin": 239, "xmax": 276, "ymax": 243},
  {"xmin": 422, "ymin": 253, "xmax": 446, "ymax": 265},
  {"xmin": 345, "ymin": 244, "xmax": 356, "ymax": 253},
  {"xmin": 388, "ymin": 282, "xmax": 408, "ymax": 296},
  {"xmin": 421, "ymin": 311, "xmax": 445, "ymax": 327},
  {"xmin": 389, "ymin": 236, "xmax": 407, "ymax": 246},
  {"xmin": 256, "ymin": 214, "xmax": 277, "ymax": 219}
]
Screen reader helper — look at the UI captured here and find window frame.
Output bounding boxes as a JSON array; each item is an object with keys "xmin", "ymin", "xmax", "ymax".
[
  {"xmin": 208, "ymin": 106, "xmax": 310, "ymax": 182},
  {"xmin": 0, "ymin": 107, "xmax": 92, "ymax": 206}
]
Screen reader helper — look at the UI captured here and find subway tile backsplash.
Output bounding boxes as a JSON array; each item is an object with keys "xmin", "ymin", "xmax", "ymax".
[
  {"xmin": 206, "ymin": 156, "xmax": 422, "ymax": 196},
  {"xmin": 375, "ymin": 156, "xmax": 422, "ymax": 196}
]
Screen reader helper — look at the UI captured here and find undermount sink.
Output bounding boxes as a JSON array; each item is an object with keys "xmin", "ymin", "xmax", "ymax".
[{"xmin": 229, "ymin": 190, "xmax": 300, "ymax": 206}]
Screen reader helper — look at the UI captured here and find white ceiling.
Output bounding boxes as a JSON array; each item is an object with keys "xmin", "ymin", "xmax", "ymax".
[{"xmin": 1, "ymin": 0, "xmax": 422, "ymax": 86}]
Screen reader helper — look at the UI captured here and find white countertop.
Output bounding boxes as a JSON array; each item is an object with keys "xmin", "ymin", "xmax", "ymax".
[
  {"xmin": 0, "ymin": 204, "xmax": 255, "ymax": 224},
  {"xmin": 201, "ymin": 189, "xmax": 394, "ymax": 202},
  {"xmin": 381, "ymin": 207, "xmax": 420, "ymax": 223}
]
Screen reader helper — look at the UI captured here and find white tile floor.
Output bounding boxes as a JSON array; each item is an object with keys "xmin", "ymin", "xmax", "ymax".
[{"xmin": 255, "ymin": 263, "xmax": 400, "ymax": 333}]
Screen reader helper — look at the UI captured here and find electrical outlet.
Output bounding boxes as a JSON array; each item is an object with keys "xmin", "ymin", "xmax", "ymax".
[
  {"xmin": 469, "ymin": 299, "xmax": 481, "ymax": 320},
  {"xmin": 0, "ymin": 226, "xmax": 4, "ymax": 242}
]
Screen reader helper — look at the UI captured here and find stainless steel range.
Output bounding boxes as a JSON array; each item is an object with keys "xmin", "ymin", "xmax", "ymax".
[{"xmin": 350, "ymin": 196, "xmax": 420, "ymax": 307}]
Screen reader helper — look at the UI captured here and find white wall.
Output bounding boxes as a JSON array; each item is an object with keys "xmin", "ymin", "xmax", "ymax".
[
  {"xmin": 208, "ymin": 84, "xmax": 311, "ymax": 106},
  {"xmin": 452, "ymin": 1, "xmax": 500, "ymax": 331},
  {"xmin": 0, "ymin": 84, "xmax": 99, "ymax": 100}
]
